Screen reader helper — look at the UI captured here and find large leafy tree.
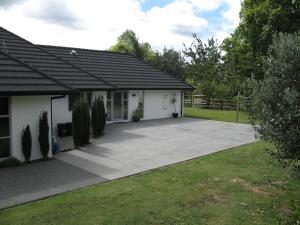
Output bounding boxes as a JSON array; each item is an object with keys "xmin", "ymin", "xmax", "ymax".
[
  {"xmin": 150, "ymin": 48, "xmax": 187, "ymax": 81},
  {"xmin": 183, "ymin": 34, "xmax": 233, "ymax": 99},
  {"xmin": 247, "ymin": 32, "xmax": 300, "ymax": 164},
  {"xmin": 183, "ymin": 34, "xmax": 222, "ymax": 84},
  {"xmin": 224, "ymin": 0, "xmax": 300, "ymax": 80},
  {"xmin": 109, "ymin": 30, "xmax": 154, "ymax": 61},
  {"xmin": 110, "ymin": 30, "xmax": 187, "ymax": 81}
]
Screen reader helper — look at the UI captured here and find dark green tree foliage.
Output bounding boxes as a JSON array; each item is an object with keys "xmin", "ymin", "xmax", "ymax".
[
  {"xmin": 247, "ymin": 32, "xmax": 300, "ymax": 164},
  {"xmin": 183, "ymin": 34, "xmax": 233, "ymax": 99},
  {"xmin": 72, "ymin": 100, "xmax": 90, "ymax": 147},
  {"xmin": 110, "ymin": 30, "xmax": 155, "ymax": 62},
  {"xmin": 225, "ymin": 0, "xmax": 300, "ymax": 80},
  {"xmin": 39, "ymin": 111, "xmax": 49, "ymax": 159},
  {"xmin": 184, "ymin": 34, "xmax": 222, "ymax": 84},
  {"xmin": 150, "ymin": 48, "xmax": 187, "ymax": 81},
  {"xmin": 22, "ymin": 125, "xmax": 32, "ymax": 162},
  {"xmin": 91, "ymin": 97, "xmax": 106, "ymax": 137}
]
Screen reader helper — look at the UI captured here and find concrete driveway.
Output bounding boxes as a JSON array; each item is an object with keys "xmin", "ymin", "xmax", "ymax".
[
  {"xmin": 56, "ymin": 118, "xmax": 256, "ymax": 179},
  {"xmin": 0, "ymin": 118, "xmax": 255, "ymax": 209}
]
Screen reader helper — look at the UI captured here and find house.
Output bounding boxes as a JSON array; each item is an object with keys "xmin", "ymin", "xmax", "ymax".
[{"xmin": 0, "ymin": 26, "xmax": 192, "ymax": 162}]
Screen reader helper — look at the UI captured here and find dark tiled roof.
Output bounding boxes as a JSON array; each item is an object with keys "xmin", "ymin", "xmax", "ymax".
[
  {"xmin": 0, "ymin": 27, "xmax": 115, "ymax": 91},
  {"xmin": 0, "ymin": 51, "xmax": 72, "ymax": 95},
  {"xmin": 39, "ymin": 45, "xmax": 192, "ymax": 90}
]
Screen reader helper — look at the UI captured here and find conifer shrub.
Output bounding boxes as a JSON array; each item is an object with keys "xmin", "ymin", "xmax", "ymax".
[
  {"xmin": 22, "ymin": 125, "xmax": 32, "ymax": 162},
  {"xmin": 91, "ymin": 97, "xmax": 106, "ymax": 137},
  {"xmin": 39, "ymin": 111, "xmax": 49, "ymax": 159},
  {"xmin": 72, "ymin": 99, "xmax": 90, "ymax": 147}
]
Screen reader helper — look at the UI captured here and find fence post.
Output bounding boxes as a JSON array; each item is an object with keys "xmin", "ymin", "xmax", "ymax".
[
  {"xmin": 236, "ymin": 91, "xmax": 240, "ymax": 123},
  {"xmin": 191, "ymin": 92, "xmax": 194, "ymax": 108}
]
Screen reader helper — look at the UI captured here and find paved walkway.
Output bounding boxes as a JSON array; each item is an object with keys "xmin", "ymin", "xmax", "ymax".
[{"xmin": 0, "ymin": 118, "xmax": 255, "ymax": 209}]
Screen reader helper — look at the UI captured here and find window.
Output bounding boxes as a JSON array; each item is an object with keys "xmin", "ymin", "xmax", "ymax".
[
  {"xmin": 123, "ymin": 91, "xmax": 128, "ymax": 120},
  {"xmin": 106, "ymin": 91, "xmax": 111, "ymax": 121},
  {"xmin": 68, "ymin": 94, "xmax": 79, "ymax": 111},
  {"xmin": 162, "ymin": 94, "xmax": 169, "ymax": 110},
  {"xmin": 0, "ymin": 97, "xmax": 10, "ymax": 158}
]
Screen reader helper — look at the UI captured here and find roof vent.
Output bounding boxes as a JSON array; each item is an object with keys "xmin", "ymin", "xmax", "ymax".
[{"xmin": 70, "ymin": 49, "xmax": 78, "ymax": 56}]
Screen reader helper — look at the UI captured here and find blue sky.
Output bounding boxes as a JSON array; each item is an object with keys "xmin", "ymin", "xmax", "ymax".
[
  {"xmin": 0, "ymin": 0, "xmax": 241, "ymax": 51},
  {"xmin": 141, "ymin": 0, "xmax": 174, "ymax": 11}
]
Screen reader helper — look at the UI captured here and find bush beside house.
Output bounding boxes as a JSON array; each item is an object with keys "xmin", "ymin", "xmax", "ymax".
[
  {"xmin": 91, "ymin": 97, "xmax": 106, "ymax": 137},
  {"xmin": 21, "ymin": 125, "xmax": 32, "ymax": 162},
  {"xmin": 72, "ymin": 100, "xmax": 90, "ymax": 148},
  {"xmin": 39, "ymin": 111, "xmax": 49, "ymax": 159}
]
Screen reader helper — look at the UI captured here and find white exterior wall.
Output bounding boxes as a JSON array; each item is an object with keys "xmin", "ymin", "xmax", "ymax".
[
  {"xmin": 51, "ymin": 96, "xmax": 72, "ymax": 137},
  {"xmin": 143, "ymin": 90, "xmax": 182, "ymax": 120},
  {"xmin": 10, "ymin": 96, "xmax": 52, "ymax": 162},
  {"xmin": 51, "ymin": 92, "xmax": 107, "ymax": 136},
  {"xmin": 128, "ymin": 90, "xmax": 139, "ymax": 121}
]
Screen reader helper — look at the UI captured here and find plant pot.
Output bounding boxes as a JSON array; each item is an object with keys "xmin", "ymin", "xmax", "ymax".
[
  {"xmin": 172, "ymin": 113, "xmax": 179, "ymax": 118},
  {"xmin": 132, "ymin": 116, "xmax": 141, "ymax": 122}
]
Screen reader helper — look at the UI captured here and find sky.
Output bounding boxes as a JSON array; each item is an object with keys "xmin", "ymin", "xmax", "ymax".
[{"xmin": 0, "ymin": 0, "xmax": 241, "ymax": 51}]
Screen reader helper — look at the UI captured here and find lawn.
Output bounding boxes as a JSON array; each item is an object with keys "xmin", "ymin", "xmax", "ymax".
[
  {"xmin": 184, "ymin": 107, "xmax": 250, "ymax": 124},
  {"xmin": 0, "ymin": 141, "xmax": 299, "ymax": 225}
]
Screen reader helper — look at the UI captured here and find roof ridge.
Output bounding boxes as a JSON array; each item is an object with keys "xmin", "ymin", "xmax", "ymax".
[
  {"xmin": 37, "ymin": 44, "xmax": 134, "ymax": 57},
  {"xmin": 0, "ymin": 50, "xmax": 74, "ymax": 92},
  {"xmin": 0, "ymin": 27, "xmax": 116, "ymax": 90}
]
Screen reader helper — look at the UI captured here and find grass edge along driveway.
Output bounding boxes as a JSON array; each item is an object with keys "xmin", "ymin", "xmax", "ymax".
[
  {"xmin": 184, "ymin": 107, "xmax": 250, "ymax": 124},
  {"xmin": 0, "ymin": 141, "xmax": 299, "ymax": 225}
]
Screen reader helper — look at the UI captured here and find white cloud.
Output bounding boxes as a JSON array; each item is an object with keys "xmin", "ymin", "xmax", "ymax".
[{"xmin": 0, "ymin": 0, "xmax": 241, "ymax": 51}]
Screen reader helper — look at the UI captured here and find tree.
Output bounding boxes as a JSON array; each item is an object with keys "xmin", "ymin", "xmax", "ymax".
[
  {"xmin": 184, "ymin": 34, "xmax": 222, "ymax": 84},
  {"xmin": 247, "ymin": 32, "xmax": 300, "ymax": 165},
  {"xmin": 39, "ymin": 111, "xmax": 49, "ymax": 159},
  {"xmin": 110, "ymin": 30, "xmax": 154, "ymax": 61},
  {"xmin": 225, "ymin": 0, "xmax": 300, "ymax": 80},
  {"xmin": 150, "ymin": 48, "xmax": 187, "ymax": 81}
]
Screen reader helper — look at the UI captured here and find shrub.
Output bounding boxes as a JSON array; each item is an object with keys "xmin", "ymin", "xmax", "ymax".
[
  {"xmin": 39, "ymin": 111, "xmax": 49, "ymax": 159},
  {"xmin": 72, "ymin": 99, "xmax": 90, "ymax": 147},
  {"xmin": 82, "ymin": 101, "xmax": 90, "ymax": 145},
  {"xmin": 246, "ymin": 32, "xmax": 300, "ymax": 165},
  {"xmin": 0, "ymin": 157, "xmax": 21, "ymax": 168},
  {"xmin": 91, "ymin": 96, "xmax": 106, "ymax": 137},
  {"xmin": 132, "ymin": 107, "xmax": 143, "ymax": 122},
  {"xmin": 21, "ymin": 125, "xmax": 32, "ymax": 162}
]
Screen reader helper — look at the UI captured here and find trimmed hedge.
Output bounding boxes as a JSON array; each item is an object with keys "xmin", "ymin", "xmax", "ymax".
[
  {"xmin": 39, "ymin": 111, "xmax": 49, "ymax": 159},
  {"xmin": 22, "ymin": 125, "xmax": 32, "ymax": 162},
  {"xmin": 91, "ymin": 97, "xmax": 106, "ymax": 137},
  {"xmin": 72, "ymin": 100, "xmax": 90, "ymax": 148}
]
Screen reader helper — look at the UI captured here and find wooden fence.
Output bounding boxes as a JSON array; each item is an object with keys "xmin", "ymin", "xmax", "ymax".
[{"xmin": 184, "ymin": 94, "xmax": 236, "ymax": 110}]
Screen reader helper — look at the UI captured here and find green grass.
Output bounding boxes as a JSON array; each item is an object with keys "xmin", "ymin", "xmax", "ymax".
[
  {"xmin": 0, "ymin": 141, "xmax": 299, "ymax": 225},
  {"xmin": 184, "ymin": 107, "xmax": 250, "ymax": 124}
]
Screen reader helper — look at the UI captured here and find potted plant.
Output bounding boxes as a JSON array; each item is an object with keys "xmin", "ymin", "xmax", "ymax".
[
  {"xmin": 132, "ymin": 107, "xmax": 143, "ymax": 122},
  {"xmin": 171, "ymin": 94, "xmax": 178, "ymax": 118}
]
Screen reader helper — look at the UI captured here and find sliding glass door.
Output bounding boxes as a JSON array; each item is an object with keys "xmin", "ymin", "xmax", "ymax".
[
  {"xmin": 0, "ymin": 97, "xmax": 10, "ymax": 158},
  {"xmin": 107, "ymin": 91, "xmax": 128, "ymax": 121}
]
